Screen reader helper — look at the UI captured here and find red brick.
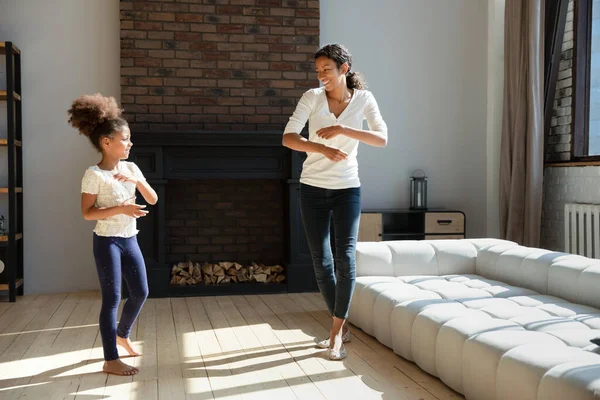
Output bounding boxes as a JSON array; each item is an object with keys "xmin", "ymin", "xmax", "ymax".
[
  {"xmin": 245, "ymin": 115, "xmax": 270, "ymax": 123},
  {"xmin": 257, "ymin": 16, "xmax": 282, "ymax": 25},
  {"xmin": 176, "ymin": 14, "xmax": 204, "ymax": 22},
  {"xmin": 149, "ymin": 105, "xmax": 177, "ymax": 114},
  {"xmin": 148, "ymin": 50, "xmax": 175, "ymax": 58},
  {"xmin": 121, "ymin": 21, "xmax": 134, "ymax": 30},
  {"xmin": 175, "ymin": 50, "xmax": 204, "ymax": 59},
  {"xmin": 203, "ymin": 33, "xmax": 230, "ymax": 42},
  {"xmin": 163, "ymin": 22, "xmax": 190, "ymax": 31},
  {"xmin": 295, "ymin": 27, "xmax": 319, "ymax": 35},
  {"xmin": 218, "ymin": 43, "xmax": 243, "ymax": 51},
  {"xmin": 257, "ymin": 0, "xmax": 281, "ymax": 6},
  {"xmin": 231, "ymin": 88, "xmax": 257, "ymax": 96},
  {"xmin": 148, "ymin": 31, "xmax": 174, "ymax": 40},
  {"xmin": 243, "ymin": 61, "xmax": 269, "ymax": 69},
  {"xmin": 121, "ymin": 30, "xmax": 147, "ymax": 39},
  {"xmin": 176, "ymin": 69, "xmax": 205, "ymax": 77},
  {"xmin": 165, "ymin": 96, "xmax": 192, "ymax": 105},
  {"xmin": 244, "ymin": 7, "xmax": 269, "ymax": 15},
  {"xmin": 174, "ymin": 32, "xmax": 203, "ymax": 41},
  {"xmin": 190, "ymin": 42, "xmax": 218, "ymax": 50},
  {"xmin": 283, "ymin": 71, "xmax": 307, "ymax": 79},
  {"xmin": 190, "ymin": 24, "xmax": 218, "ymax": 33},
  {"xmin": 191, "ymin": 60, "xmax": 218, "ymax": 68},
  {"xmin": 204, "ymin": 70, "xmax": 230, "ymax": 79},
  {"xmin": 230, "ymin": 106, "xmax": 257, "ymax": 114},
  {"xmin": 206, "ymin": 15, "xmax": 231, "ymax": 23},
  {"xmin": 270, "ymin": 26, "xmax": 295, "ymax": 35},
  {"xmin": 164, "ymin": 78, "xmax": 191, "ymax": 86},
  {"xmin": 271, "ymin": 80, "xmax": 294, "ymax": 89},
  {"xmin": 190, "ymin": 79, "xmax": 217, "ymax": 88},
  {"xmin": 270, "ymin": 62, "xmax": 294, "ymax": 71},
  {"xmin": 255, "ymin": 34, "xmax": 281, "ymax": 44},
  {"xmin": 133, "ymin": 2, "xmax": 162, "ymax": 11},
  {"xmin": 136, "ymin": 114, "xmax": 163, "ymax": 123},
  {"xmin": 257, "ymin": 71, "xmax": 282, "ymax": 79},
  {"xmin": 189, "ymin": 5, "xmax": 216, "ymax": 13},
  {"xmin": 256, "ymin": 106, "xmax": 282, "ymax": 114},
  {"xmin": 191, "ymin": 97, "xmax": 219, "ymax": 105},
  {"xmin": 296, "ymin": 9, "xmax": 318, "ymax": 17},
  {"xmin": 269, "ymin": 44, "xmax": 294, "ymax": 52},
  {"xmin": 163, "ymin": 59, "xmax": 190, "ymax": 67},
  {"xmin": 120, "ymin": 11, "xmax": 147, "ymax": 20},
  {"xmin": 231, "ymin": 52, "xmax": 256, "ymax": 61},
  {"xmin": 282, "ymin": 53, "xmax": 308, "ymax": 62},
  {"xmin": 148, "ymin": 12, "xmax": 175, "ymax": 21},
  {"xmin": 122, "ymin": 87, "xmax": 149, "ymax": 95},
  {"xmin": 218, "ymin": 24, "xmax": 245, "ymax": 33},
  {"xmin": 177, "ymin": 106, "xmax": 205, "ymax": 114},
  {"xmin": 204, "ymin": 106, "xmax": 230, "ymax": 114},
  {"xmin": 121, "ymin": 58, "xmax": 134, "ymax": 67},
  {"xmin": 244, "ymin": 43, "xmax": 269, "ymax": 52},
  {"xmin": 244, "ymin": 80, "xmax": 270, "ymax": 88},
  {"xmin": 218, "ymin": 97, "xmax": 244, "ymax": 106},
  {"xmin": 136, "ymin": 77, "xmax": 163, "ymax": 86},
  {"xmin": 218, "ymin": 115, "xmax": 244, "ymax": 123},
  {"xmin": 218, "ymin": 80, "xmax": 244, "ymax": 88},
  {"xmin": 243, "ymin": 97, "xmax": 269, "ymax": 106},
  {"xmin": 231, "ymin": 15, "xmax": 257, "ymax": 24},
  {"xmin": 257, "ymin": 52, "xmax": 281, "ymax": 62},
  {"xmin": 217, "ymin": 5, "xmax": 244, "ymax": 14},
  {"xmin": 135, "ymin": 40, "xmax": 162, "ymax": 49},
  {"xmin": 204, "ymin": 52, "xmax": 231, "ymax": 61},
  {"xmin": 229, "ymin": 34, "xmax": 256, "ymax": 43},
  {"xmin": 136, "ymin": 96, "xmax": 163, "ymax": 105},
  {"xmin": 270, "ymin": 7, "xmax": 294, "ymax": 16},
  {"xmin": 162, "ymin": 4, "xmax": 190, "ymax": 12},
  {"xmin": 230, "ymin": 0, "xmax": 257, "ymax": 5},
  {"xmin": 134, "ymin": 21, "xmax": 163, "ymax": 31}
]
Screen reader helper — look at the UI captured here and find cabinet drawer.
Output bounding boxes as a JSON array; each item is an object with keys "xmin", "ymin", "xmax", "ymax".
[
  {"xmin": 425, "ymin": 235, "xmax": 465, "ymax": 240},
  {"xmin": 425, "ymin": 212, "xmax": 464, "ymax": 234},
  {"xmin": 358, "ymin": 213, "xmax": 382, "ymax": 242}
]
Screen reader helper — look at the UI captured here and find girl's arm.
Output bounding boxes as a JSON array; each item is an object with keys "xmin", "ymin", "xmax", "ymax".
[
  {"xmin": 135, "ymin": 180, "xmax": 158, "ymax": 205},
  {"xmin": 81, "ymin": 193, "xmax": 148, "ymax": 220}
]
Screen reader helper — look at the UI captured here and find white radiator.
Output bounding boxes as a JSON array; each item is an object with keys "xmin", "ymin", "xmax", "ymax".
[{"xmin": 564, "ymin": 203, "xmax": 600, "ymax": 258}]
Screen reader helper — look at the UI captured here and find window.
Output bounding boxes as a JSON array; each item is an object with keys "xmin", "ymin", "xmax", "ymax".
[{"xmin": 574, "ymin": 0, "xmax": 600, "ymax": 158}]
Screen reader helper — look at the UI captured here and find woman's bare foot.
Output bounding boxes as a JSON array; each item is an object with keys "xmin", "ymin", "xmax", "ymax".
[
  {"xmin": 103, "ymin": 359, "xmax": 139, "ymax": 376},
  {"xmin": 116, "ymin": 336, "xmax": 141, "ymax": 356}
]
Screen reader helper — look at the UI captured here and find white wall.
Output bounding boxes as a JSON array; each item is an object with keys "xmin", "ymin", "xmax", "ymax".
[
  {"xmin": 486, "ymin": 0, "xmax": 505, "ymax": 238},
  {"xmin": 0, "ymin": 0, "xmax": 120, "ymax": 294},
  {"xmin": 321, "ymin": 0, "xmax": 491, "ymax": 238}
]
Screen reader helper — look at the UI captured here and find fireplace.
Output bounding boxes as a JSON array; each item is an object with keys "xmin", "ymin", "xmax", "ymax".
[{"xmin": 129, "ymin": 131, "xmax": 315, "ymax": 297}]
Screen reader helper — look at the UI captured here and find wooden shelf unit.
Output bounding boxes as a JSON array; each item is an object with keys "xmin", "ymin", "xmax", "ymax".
[{"xmin": 0, "ymin": 41, "xmax": 23, "ymax": 302}]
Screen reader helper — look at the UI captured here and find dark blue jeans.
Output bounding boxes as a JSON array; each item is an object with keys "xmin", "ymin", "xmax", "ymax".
[
  {"xmin": 299, "ymin": 183, "xmax": 361, "ymax": 319},
  {"xmin": 93, "ymin": 234, "xmax": 149, "ymax": 361}
]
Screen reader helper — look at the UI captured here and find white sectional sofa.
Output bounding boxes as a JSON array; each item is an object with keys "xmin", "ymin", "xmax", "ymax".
[{"xmin": 349, "ymin": 239, "xmax": 600, "ymax": 400}]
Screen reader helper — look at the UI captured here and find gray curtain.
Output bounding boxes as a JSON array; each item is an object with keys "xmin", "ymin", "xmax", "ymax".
[{"xmin": 500, "ymin": 0, "xmax": 545, "ymax": 247}]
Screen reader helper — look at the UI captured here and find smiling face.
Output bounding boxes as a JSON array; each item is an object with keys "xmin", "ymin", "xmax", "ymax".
[
  {"xmin": 315, "ymin": 55, "xmax": 349, "ymax": 92},
  {"xmin": 101, "ymin": 126, "xmax": 132, "ymax": 160}
]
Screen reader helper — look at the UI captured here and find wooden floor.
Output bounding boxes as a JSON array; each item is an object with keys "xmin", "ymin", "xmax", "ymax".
[{"xmin": 0, "ymin": 292, "xmax": 463, "ymax": 400}]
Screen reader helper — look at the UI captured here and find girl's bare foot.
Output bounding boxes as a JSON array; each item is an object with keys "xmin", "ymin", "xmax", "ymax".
[
  {"xmin": 103, "ymin": 359, "xmax": 139, "ymax": 376},
  {"xmin": 116, "ymin": 336, "xmax": 141, "ymax": 356}
]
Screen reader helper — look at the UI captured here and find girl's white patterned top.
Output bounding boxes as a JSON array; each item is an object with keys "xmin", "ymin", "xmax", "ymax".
[{"xmin": 81, "ymin": 161, "xmax": 146, "ymax": 238}]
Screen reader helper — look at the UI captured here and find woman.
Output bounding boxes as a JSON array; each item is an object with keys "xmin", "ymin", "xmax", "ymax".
[{"xmin": 282, "ymin": 44, "xmax": 388, "ymax": 360}]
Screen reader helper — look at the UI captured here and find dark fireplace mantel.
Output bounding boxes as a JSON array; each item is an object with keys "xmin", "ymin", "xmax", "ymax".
[{"xmin": 128, "ymin": 131, "xmax": 314, "ymax": 298}]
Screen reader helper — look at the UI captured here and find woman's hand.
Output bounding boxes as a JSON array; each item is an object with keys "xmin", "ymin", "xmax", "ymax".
[
  {"xmin": 319, "ymin": 145, "xmax": 348, "ymax": 162},
  {"xmin": 317, "ymin": 125, "xmax": 347, "ymax": 140}
]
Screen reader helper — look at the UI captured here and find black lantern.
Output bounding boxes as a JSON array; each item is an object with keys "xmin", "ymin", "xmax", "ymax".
[{"xmin": 410, "ymin": 169, "xmax": 427, "ymax": 210}]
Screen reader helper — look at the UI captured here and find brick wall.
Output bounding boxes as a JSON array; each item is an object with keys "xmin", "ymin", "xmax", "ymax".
[
  {"xmin": 119, "ymin": 0, "xmax": 319, "ymax": 132},
  {"xmin": 165, "ymin": 179, "xmax": 285, "ymax": 265},
  {"xmin": 547, "ymin": 0, "xmax": 574, "ymax": 162}
]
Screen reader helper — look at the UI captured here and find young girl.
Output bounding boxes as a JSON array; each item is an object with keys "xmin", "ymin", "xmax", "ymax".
[
  {"xmin": 68, "ymin": 94, "xmax": 158, "ymax": 376},
  {"xmin": 282, "ymin": 44, "xmax": 388, "ymax": 360}
]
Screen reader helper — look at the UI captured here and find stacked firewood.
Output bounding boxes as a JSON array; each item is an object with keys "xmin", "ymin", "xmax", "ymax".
[{"xmin": 170, "ymin": 261, "xmax": 285, "ymax": 285}]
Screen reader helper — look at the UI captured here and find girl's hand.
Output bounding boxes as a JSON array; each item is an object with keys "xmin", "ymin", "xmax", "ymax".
[
  {"xmin": 119, "ymin": 197, "xmax": 148, "ymax": 218},
  {"xmin": 319, "ymin": 145, "xmax": 348, "ymax": 162},
  {"xmin": 317, "ymin": 125, "xmax": 347, "ymax": 140},
  {"xmin": 113, "ymin": 172, "xmax": 138, "ymax": 185}
]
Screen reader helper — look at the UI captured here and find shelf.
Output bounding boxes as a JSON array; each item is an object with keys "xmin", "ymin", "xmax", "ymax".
[
  {"xmin": 0, "ymin": 279, "xmax": 23, "ymax": 292},
  {"xmin": 0, "ymin": 188, "xmax": 22, "ymax": 193},
  {"xmin": 0, "ymin": 91, "xmax": 21, "ymax": 101},
  {"xmin": 0, "ymin": 139, "xmax": 22, "ymax": 147},
  {"xmin": 0, "ymin": 42, "xmax": 20, "ymax": 55},
  {"xmin": 0, "ymin": 233, "xmax": 23, "ymax": 244}
]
